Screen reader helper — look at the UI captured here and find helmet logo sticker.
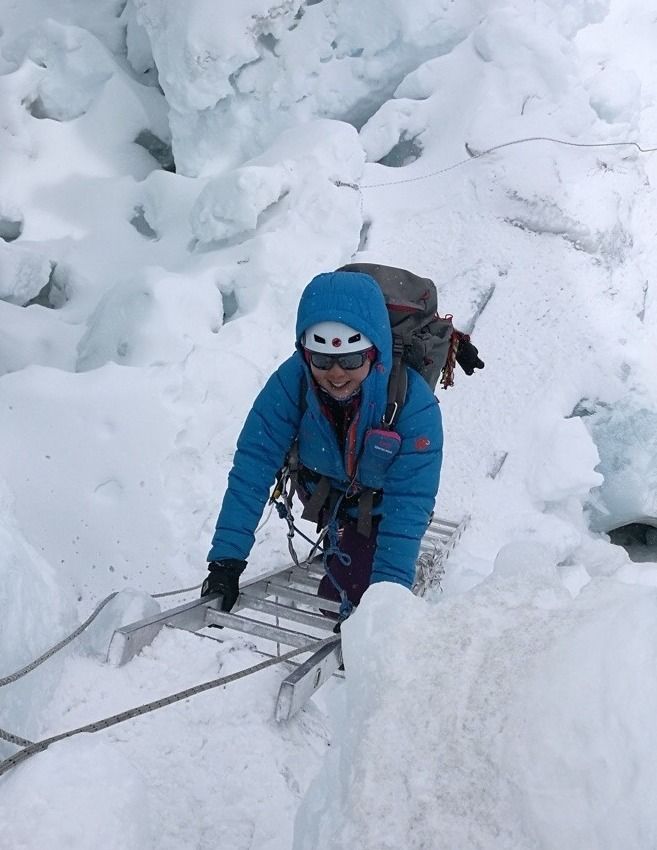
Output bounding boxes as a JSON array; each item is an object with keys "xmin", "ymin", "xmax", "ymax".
[{"xmin": 332, "ymin": 338, "xmax": 342, "ymax": 347}]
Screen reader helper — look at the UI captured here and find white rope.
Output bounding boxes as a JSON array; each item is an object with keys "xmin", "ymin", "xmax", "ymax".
[
  {"xmin": 152, "ymin": 583, "xmax": 202, "ymax": 599},
  {"xmin": 0, "ymin": 582, "xmax": 199, "ymax": 748},
  {"xmin": 0, "ymin": 593, "xmax": 120, "ymax": 689},
  {"xmin": 0, "ymin": 635, "xmax": 339, "ymax": 778},
  {"xmin": 0, "ymin": 578, "xmax": 204, "ymax": 690},
  {"xmin": 0, "ymin": 728, "xmax": 34, "ymax": 748},
  {"xmin": 334, "ymin": 135, "xmax": 657, "ymax": 194},
  {"xmin": 255, "ymin": 501, "xmax": 276, "ymax": 534}
]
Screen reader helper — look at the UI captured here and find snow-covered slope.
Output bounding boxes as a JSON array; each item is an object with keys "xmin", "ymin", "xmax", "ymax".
[{"xmin": 1, "ymin": 0, "xmax": 657, "ymax": 847}]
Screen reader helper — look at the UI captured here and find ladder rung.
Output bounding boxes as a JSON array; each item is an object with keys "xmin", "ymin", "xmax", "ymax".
[
  {"xmin": 239, "ymin": 593, "xmax": 336, "ymax": 631},
  {"xmin": 295, "ymin": 563, "xmax": 326, "ymax": 579},
  {"xmin": 264, "ymin": 582, "xmax": 342, "ymax": 613},
  {"xmin": 288, "ymin": 569, "xmax": 323, "ymax": 590},
  {"xmin": 257, "ymin": 567, "xmax": 321, "ymax": 592},
  {"xmin": 205, "ymin": 609, "xmax": 321, "ymax": 648},
  {"xmin": 423, "ymin": 529, "xmax": 452, "ymax": 540},
  {"xmin": 293, "ymin": 554, "xmax": 325, "ymax": 570},
  {"xmin": 429, "ymin": 518, "xmax": 460, "ymax": 529},
  {"xmin": 420, "ymin": 538, "xmax": 448, "ymax": 550}
]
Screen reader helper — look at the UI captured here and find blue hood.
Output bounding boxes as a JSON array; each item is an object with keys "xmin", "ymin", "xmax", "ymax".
[
  {"xmin": 295, "ymin": 269, "xmax": 393, "ymax": 440},
  {"xmin": 295, "ymin": 271, "xmax": 392, "ymax": 373}
]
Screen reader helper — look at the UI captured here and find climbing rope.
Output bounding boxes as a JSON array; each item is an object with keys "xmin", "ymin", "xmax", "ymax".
[
  {"xmin": 270, "ymin": 471, "xmax": 354, "ymax": 620},
  {"xmin": 0, "ymin": 580, "xmax": 203, "ymax": 749},
  {"xmin": 0, "ymin": 634, "xmax": 339, "ymax": 779},
  {"xmin": 270, "ymin": 465, "xmax": 328, "ymax": 568},
  {"xmin": 0, "ymin": 592, "xmax": 120, "ymax": 689},
  {"xmin": 0, "ymin": 577, "xmax": 203, "ymax": 691},
  {"xmin": 152, "ymin": 583, "xmax": 202, "ymax": 599},
  {"xmin": 320, "ymin": 496, "xmax": 354, "ymax": 621},
  {"xmin": 254, "ymin": 501, "xmax": 276, "ymax": 534},
  {"xmin": 335, "ymin": 134, "xmax": 657, "ymax": 196},
  {"xmin": 0, "ymin": 728, "xmax": 34, "ymax": 749}
]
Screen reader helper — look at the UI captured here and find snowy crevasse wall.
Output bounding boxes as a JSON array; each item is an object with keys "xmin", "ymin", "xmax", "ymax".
[
  {"xmin": 293, "ymin": 557, "xmax": 657, "ymax": 850},
  {"xmin": 0, "ymin": 0, "xmax": 366, "ymax": 591},
  {"xmin": 350, "ymin": 0, "xmax": 657, "ymax": 557},
  {"xmin": 1, "ymin": 0, "xmax": 655, "ymax": 639},
  {"xmin": 1, "ymin": 0, "xmax": 657, "ymax": 846},
  {"xmin": 0, "ymin": 477, "xmax": 74, "ymax": 756},
  {"xmin": 125, "ymin": 0, "xmax": 486, "ymax": 175}
]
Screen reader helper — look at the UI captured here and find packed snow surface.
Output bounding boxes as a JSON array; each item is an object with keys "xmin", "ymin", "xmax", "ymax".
[{"xmin": 2, "ymin": 0, "xmax": 657, "ymax": 847}]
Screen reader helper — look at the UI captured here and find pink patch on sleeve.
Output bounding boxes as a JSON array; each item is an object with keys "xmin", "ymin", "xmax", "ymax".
[{"xmin": 415, "ymin": 437, "xmax": 431, "ymax": 450}]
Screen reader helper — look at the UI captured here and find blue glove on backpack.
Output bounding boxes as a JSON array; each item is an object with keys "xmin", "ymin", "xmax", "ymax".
[{"xmin": 201, "ymin": 559, "xmax": 247, "ymax": 612}]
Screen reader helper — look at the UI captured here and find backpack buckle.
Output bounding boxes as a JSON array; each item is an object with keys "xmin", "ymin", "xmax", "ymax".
[{"xmin": 382, "ymin": 401, "xmax": 398, "ymax": 428}]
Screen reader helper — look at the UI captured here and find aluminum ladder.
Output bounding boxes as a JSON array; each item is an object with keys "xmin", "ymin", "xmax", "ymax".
[{"xmin": 108, "ymin": 515, "xmax": 468, "ymax": 721}]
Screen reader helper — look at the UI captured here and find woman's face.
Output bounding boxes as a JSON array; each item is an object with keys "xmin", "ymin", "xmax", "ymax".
[{"xmin": 310, "ymin": 358, "xmax": 372, "ymax": 401}]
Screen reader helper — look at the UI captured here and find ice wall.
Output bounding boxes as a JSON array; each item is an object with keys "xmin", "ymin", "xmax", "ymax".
[
  {"xmin": 294, "ymin": 559, "xmax": 657, "ymax": 850},
  {"xmin": 0, "ymin": 479, "xmax": 74, "ymax": 755},
  {"xmin": 126, "ymin": 0, "xmax": 485, "ymax": 175},
  {"xmin": 585, "ymin": 401, "xmax": 657, "ymax": 532}
]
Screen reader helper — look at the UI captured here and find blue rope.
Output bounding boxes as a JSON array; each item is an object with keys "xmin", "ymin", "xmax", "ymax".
[
  {"xmin": 274, "ymin": 487, "xmax": 354, "ymax": 620},
  {"xmin": 321, "ymin": 495, "xmax": 354, "ymax": 620}
]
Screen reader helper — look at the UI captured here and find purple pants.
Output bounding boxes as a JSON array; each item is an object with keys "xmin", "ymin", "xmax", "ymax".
[{"xmin": 317, "ymin": 520, "xmax": 378, "ymax": 608}]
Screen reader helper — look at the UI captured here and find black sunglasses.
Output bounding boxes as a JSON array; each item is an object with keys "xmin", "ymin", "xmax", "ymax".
[{"xmin": 308, "ymin": 348, "xmax": 374, "ymax": 371}]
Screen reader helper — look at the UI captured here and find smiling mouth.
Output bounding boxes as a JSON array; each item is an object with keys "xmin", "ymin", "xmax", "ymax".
[{"xmin": 326, "ymin": 380, "xmax": 352, "ymax": 393}]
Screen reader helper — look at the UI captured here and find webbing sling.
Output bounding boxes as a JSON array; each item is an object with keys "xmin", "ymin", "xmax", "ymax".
[
  {"xmin": 300, "ymin": 476, "xmax": 332, "ymax": 525},
  {"xmin": 356, "ymin": 489, "xmax": 375, "ymax": 537},
  {"xmin": 298, "ymin": 476, "xmax": 376, "ymax": 539}
]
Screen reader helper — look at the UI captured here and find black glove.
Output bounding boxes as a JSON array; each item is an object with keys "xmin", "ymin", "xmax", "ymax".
[
  {"xmin": 455, "ymin": 337, "xmax": 484, "ymax": 375},
  {"xmin": 201, "ymin": 559, "xmax": 247, "ymax": 612}
]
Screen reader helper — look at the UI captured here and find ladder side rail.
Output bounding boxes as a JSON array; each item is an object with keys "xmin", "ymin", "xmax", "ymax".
[
  {"xmin": 275, "ymin": 637, "xmax": 342, "ymax": 722},
  {"xmin": 110, "ymin": 563, "xmax": 305, "ymax": 666}
]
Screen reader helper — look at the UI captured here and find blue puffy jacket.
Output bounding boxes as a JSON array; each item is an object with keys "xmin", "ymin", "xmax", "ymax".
[{"xmin": 208, "ymin": 270, "xmax": 443, "ymax": 589}]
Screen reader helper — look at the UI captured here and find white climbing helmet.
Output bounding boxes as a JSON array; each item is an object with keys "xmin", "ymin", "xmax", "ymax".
[{"xmin": 302, "ymin": 321, "xmax": 373, "ymax": 354}]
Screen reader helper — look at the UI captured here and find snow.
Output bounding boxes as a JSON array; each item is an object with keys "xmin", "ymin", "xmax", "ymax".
[
  {"xmin": 296, "ymin": 575, "xmax": 657, "ymax": 850},
  {"xmin": 0, "ymin": 737, "xmax": 154, "ymax": 850},
  {"xmin": 0, "ymin": 240, "xmax": 52, "ymax": 305},
  {"xmin": 2, "ymin": 0, "xmax": 657, "ymax": 847}
]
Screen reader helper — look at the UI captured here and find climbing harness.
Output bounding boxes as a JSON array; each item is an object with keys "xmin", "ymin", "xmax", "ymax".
[
  {"xmin": 271, "ymin": 453, "xmax": 359, "ymax": 617},
  {"xmin": 271, "ymin": 450, "xmax": 328, "ymax": 569}
]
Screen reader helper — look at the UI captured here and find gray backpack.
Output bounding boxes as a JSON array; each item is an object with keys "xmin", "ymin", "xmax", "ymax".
[{"xmin": 338, "ymin": 263, "xmax": 461, "ymax": 427}]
